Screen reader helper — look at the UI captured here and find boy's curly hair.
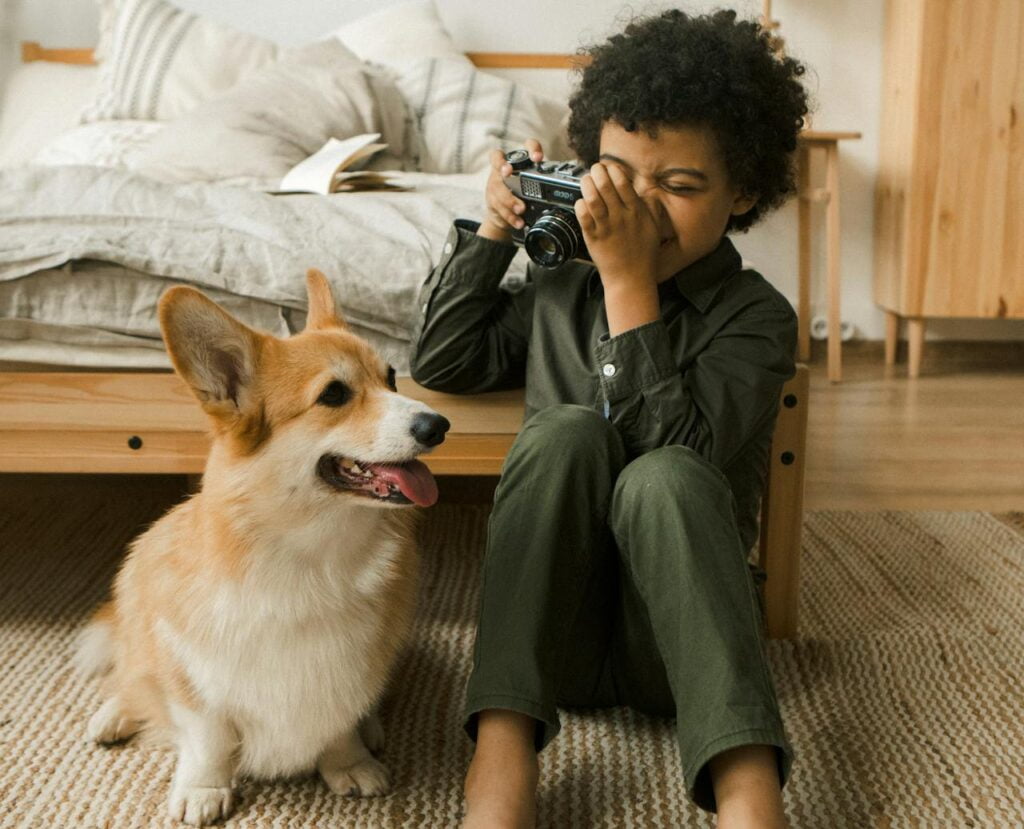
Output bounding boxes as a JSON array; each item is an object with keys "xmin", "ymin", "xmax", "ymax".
[{"xmin": 567, "ymin": 8, "xmax": 809, "ymax": 232}]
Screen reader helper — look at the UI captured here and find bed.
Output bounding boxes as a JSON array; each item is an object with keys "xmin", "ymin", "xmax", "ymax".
[{"xmin": 0, "ymin": 0, "xmax": 808, "ymax": 637}]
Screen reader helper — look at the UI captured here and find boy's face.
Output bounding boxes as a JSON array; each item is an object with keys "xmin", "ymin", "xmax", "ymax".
[{"xmin": 597, "ymin": 120, "xmax": 757, "ymax": 281}]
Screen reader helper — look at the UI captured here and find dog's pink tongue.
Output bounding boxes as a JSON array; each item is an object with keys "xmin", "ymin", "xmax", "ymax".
[{"xmin": 367, "ymin": 460, "xmax": 439, "ymax": 507}]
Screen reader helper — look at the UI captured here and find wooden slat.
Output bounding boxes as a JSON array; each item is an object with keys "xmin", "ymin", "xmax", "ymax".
[
  {"xmin": 0, "ymin": 372, "xmax": 523, "ymax": 434},
  {"xmin": 0, "ymin": 429, "xmax": 210, "ymax": 474},
  {"xmin": 798, "ymin": 130, "xmax": 862, "ymax": 142},
  {"xmin": 0, "ymin": 371, "xmax": 201, "ymax": 431},
  {"xmin": 466, "ymin": 51, "xmax": 588, "ymax": 69},
  {"xmin": 422, "ymin": 435, "xmax": 514, "ymax": 475},
  {"xmin": 21, "ymin": 41, "xmax": 96, "ymax": 65},
  {"xmin": 0, "ymin": 429, "xmax": 512, "ymax": 475},
  {"xmin": 759, "ymin": 365, "xmax": 810, "ymax": 639},
  {"xmin": 0, "ymin": 371, "xmax": 524, "ymax": 474},
  {"xmin": 395, "ymin": 379, "xmax": 525, "ymax": 435},
  {"xmin": 21, "ymin": 42, "xmax": 589, "ymax": 71},
  {"xmin": 797, "ymin": 144, "xmax": 812, "ymax": 362}
]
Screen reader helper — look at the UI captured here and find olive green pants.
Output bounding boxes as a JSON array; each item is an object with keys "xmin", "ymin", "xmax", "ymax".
[{"xmin": 463, "ymin": 405, "xmax": 793, "ymax": 812}]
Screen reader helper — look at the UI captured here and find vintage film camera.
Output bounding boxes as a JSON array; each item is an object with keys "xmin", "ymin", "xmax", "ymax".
[{"xmin": 503, "ymin": 148, "xmax": 590, "ymax": 268}]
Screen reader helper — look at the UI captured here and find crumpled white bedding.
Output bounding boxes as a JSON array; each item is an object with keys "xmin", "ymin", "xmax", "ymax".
[
  {"xmin": 0, "ymin": 164, "xmax": 527, "ymax": 371},
  {"xmin": 33, "ymin": 121, "xmax": 167, "ymax": 170}
]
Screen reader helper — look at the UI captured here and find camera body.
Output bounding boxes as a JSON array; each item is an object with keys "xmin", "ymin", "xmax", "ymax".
[{"xmin": 503, "ymin": 149, "xmax": 591, "ymax": 269}]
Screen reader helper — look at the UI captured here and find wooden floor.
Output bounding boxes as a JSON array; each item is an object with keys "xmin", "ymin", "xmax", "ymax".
[{"xmin": 802, "ymin": 341, "xmax": 1024, "ymax": 511}]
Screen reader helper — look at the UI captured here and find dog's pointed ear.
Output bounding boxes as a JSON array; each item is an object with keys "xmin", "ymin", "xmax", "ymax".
[
  {"xmin": 158, "ymin": 286, "xmax": 262, "ymax": 418},
  {"xmin": 305, "ymin": 268, "xmax": 348, "ymax": 331}
]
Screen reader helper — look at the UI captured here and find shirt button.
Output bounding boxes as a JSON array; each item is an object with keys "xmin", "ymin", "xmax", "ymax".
[
  {"xmin": 602, "ymin": 363, "xmax": 616, "ymax": 377},
  {"xmin": 443, "ymin": 242, "xmax": 453, "ymax": 255}
]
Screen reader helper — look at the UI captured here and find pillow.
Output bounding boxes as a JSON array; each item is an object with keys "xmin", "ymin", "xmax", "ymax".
[
  {"xmin": 0, "ymin": 64, "xmax": 99, "ymax": 168},
  {"xmin": 82, "ymin": 0, "xmax": 278, "ymax": 122},
  {"xmin": 34, "ymin": 121, "xmax": 166, "ymax": 168},
  {"xmin": 395, "ymin": 58, "xmax": 572, "ymax": 174},
  {"xmin": 332, "ymin": 0, "xmax": 470, "ymax": 71},
  {"xmin": 134, "ymin": 39, "xmax": 412, "ymax": 183}
]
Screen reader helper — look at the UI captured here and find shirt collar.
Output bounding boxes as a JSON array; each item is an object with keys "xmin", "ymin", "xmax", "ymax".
[
  {"xmin": 671, "ymin": 237, "xmax": 742, "ymax": 313},
  {"xmin": 585, "ymin": 237, "xmax": 742, "ymax": 314}
]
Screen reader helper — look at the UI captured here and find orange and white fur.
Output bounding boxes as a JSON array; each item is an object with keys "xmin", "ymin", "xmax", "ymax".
[{"xmin": 75, "ymin": 270, "xmax": 449, "ymax": 826}]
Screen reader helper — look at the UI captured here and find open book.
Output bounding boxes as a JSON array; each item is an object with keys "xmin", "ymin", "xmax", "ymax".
[{"xmin": 277, "ymin": 133, "xmax": 408, "ymax": 194}]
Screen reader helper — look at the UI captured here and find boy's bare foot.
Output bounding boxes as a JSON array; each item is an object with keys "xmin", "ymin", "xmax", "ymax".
[{"xmin": 461, "ymin": 710, "xmax": 539, "ymax": 829}]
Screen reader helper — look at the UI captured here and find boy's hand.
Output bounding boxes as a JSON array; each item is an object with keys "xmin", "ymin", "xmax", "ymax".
[
  {"xmin": 478, "ymin": 140, "xmax": 545, "ymax": 243},
  {"xmin": 576, "ymin": 162, "xmax": 662, "ymax": 335},
  {"xmin": 575, "ymin": 162, "xmax": 661, "ymax": 290}
]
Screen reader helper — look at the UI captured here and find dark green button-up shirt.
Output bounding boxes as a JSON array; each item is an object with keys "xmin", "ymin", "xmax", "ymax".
[{"xmin": 409, "ymin": 219, "xmax": 797, "ymax": 551}]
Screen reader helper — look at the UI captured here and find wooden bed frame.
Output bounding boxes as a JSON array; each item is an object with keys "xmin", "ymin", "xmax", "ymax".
[{"xmin": 1, "ymin": 44, "xmax": 810, "ymax": 639}]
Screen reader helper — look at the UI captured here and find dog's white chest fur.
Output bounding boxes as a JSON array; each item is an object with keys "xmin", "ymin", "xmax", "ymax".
[{"xmin": 158, "ymin": 530, "xmax": 407, "ymax": 777}]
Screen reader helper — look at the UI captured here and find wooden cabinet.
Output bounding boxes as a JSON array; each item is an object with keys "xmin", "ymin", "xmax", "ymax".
[{"xmin": 874, "ymin": 0, "xmax": 1024, "ymax": 376}]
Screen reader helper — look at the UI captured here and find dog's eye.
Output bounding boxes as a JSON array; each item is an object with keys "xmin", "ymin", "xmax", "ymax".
[
  {"xmin": 317, "ymin": 380, "xmax": 351, "ymax": 407},
  {"xmin": 386, "ymin": 366, "xmax": 397, "ymax": 392}
]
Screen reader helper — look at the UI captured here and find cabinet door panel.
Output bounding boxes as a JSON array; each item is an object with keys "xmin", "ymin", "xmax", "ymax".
[{"xmin": 919, "ymin": 0, "xmax": 1023, "ymax": 317}]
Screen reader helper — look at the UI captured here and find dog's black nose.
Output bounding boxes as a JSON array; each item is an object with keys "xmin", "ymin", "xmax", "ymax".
[{"xmin": 411, "ymin": 412, "xmax": 450, "ymax": 448}]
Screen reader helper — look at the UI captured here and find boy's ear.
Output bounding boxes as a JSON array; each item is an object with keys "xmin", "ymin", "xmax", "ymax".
[
  {"xmin": 731, "ymin": 192, "xmax": 758, "ymax": 217},
  {"xmin": 158, "ymin": 286, "xmax": 262, "ymax": 419},
  {"xmin": 305, "ymin": 268, "xmax": 348, "ymax": 331}
]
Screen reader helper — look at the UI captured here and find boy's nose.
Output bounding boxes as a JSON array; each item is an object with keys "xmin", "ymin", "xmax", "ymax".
[
  {"xmin": 633, "ymin": 174, "xmax": 656, "ymax": 197},
  {"xmin": 638, "ymin": 186, "xmax": 667, "ymax": 217}
]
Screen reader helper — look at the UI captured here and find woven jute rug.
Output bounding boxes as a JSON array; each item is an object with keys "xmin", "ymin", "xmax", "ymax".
[{"xmin": 1, "ymin": 476, "xmax": 1022, "ymax": 828}]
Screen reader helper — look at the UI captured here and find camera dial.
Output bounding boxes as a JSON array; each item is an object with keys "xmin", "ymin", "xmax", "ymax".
[{"xmin": 504, "ymin": 149, "xmax": 533, "ymax": 171}]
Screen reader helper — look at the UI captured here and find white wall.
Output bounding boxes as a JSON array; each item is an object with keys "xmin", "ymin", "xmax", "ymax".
[{"xmin": 3, "ymin": 0, "xmax": 1023, "ymax": 342}]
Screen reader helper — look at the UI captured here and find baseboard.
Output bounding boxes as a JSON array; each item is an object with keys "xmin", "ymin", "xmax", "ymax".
[{"xmin": 808, "ymin": 338, "xmax": 1024, "ymax": 371}]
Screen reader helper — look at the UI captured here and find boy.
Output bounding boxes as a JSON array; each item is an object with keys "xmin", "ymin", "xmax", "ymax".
[{"xmin": 410, "ymin": 9, "xmax": 809, "ymax": 827}]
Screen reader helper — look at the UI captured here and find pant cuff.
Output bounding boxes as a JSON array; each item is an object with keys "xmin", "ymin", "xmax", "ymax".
[
  {"xmin": 683, "ymin": 727, "xmax": 794, "ymax": 813},
  {"xmin": 463, "ymin": 693, "xmax": 561, "ymax": 752}
]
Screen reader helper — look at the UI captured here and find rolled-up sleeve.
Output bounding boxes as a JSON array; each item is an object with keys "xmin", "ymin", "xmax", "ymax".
[
  {"xmin": 409, "ymin": 220, "xmax": 534, "ymax": 394},
  {"xmin": 594, "ymin": 302, "xmax": 797, "ymax": 468}
]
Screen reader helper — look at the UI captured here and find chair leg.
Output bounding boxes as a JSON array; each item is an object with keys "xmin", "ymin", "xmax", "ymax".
[
  {"xmin": 885, "ymin": 311, "xmax": 900, "ymax": 367},
  {"xmin": 907, "ymin": 318, "xmax": 926, "ymax": 378},
  {"xmin": 760, "ymin": 492, "xmax": 802, "ymax": 639},
  {"xmin": 758, "ymin": 365, "xmax": 809, "ymax": 638}
]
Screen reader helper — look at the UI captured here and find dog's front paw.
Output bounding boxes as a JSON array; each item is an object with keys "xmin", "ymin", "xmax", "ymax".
[
  {"xmin": 322, "ymin": 756, "xmax": 391, "ymax": 798},
  {"xmin": 86, "ymin": 697, "xmax": 141, "ymax": 744},
  {"xmin": 168, "ymin": 785, "xmax": 235, "ymax": 826}
]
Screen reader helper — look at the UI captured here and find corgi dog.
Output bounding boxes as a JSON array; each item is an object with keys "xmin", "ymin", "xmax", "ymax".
[{"xmin": 75, "ymin": 270, "xmax": 449, "ymax": 826}]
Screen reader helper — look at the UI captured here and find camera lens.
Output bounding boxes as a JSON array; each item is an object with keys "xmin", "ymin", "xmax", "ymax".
[
  {"xmin": 536, "ymin": 236, "xmax": 557, "ymax": 257},
  {"xmin": 524, "ymin": 210, "xmax": 582, "ymax": 268}
]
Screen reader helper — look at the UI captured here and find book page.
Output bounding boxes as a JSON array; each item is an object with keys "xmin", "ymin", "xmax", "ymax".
[
  {"xmin": 331, "ymin": 171, "xmax": 411, "ymax": 192},
  {"xmin": 279, "ymin": 133, "xmax": 384, "ymax": 194}
]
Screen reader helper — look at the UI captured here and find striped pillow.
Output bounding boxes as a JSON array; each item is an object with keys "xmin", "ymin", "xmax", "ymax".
[
  {"xmin": 395, "ymin": 58, "xmax": 571, "ymax": 174},
  {"xmin": 81, "ymin": 0, "xmax": 278, "ymax": 122}
]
